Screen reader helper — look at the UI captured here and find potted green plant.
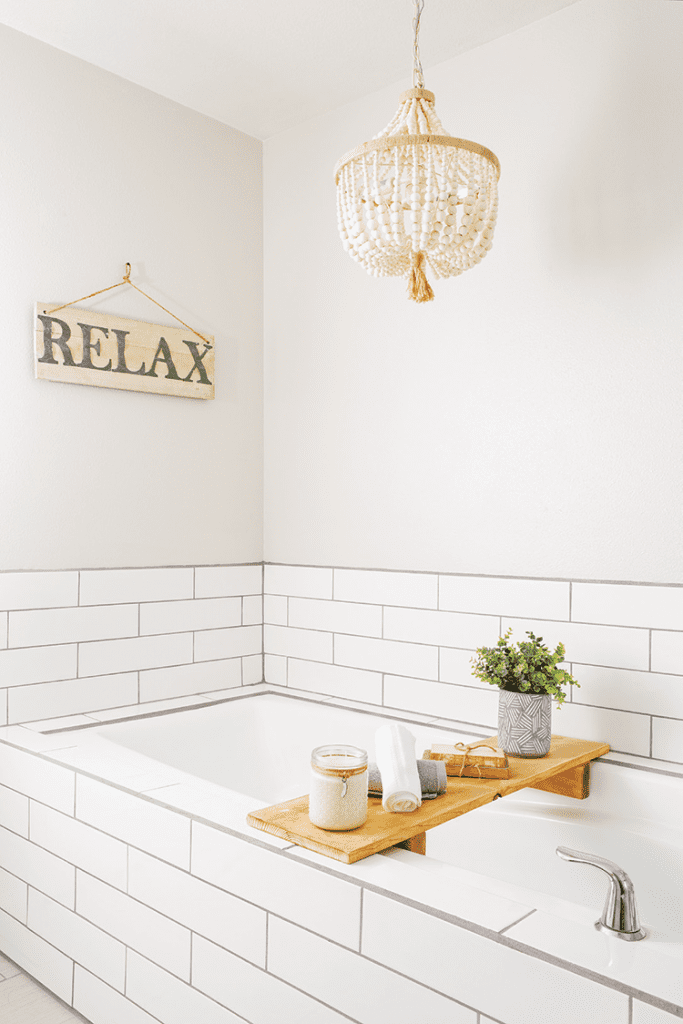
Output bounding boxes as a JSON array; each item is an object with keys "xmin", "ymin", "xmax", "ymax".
[{"xmin": 471, "ymin": 629, "xmax": 579, "ymax": 757}]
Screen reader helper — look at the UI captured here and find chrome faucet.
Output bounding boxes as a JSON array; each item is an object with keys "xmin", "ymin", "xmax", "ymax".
[{"xmin": 556, "ymin": 846, "xmax": 647, "ymax": 941}]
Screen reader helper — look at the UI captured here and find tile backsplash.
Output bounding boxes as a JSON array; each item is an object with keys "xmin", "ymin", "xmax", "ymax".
[
  {"xmin": 264, "ymin": 564, "xmax": 683, "ymax": 765},
  {"xmin": 0, "ymin": 565, "xmax": 263, "ymax": 726},
  {"xmin": 2, "ymin": 561, "xmax": 683, "ymax": 766}
]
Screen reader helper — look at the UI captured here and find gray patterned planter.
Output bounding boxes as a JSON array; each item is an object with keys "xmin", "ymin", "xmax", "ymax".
[{"xmin": 498, "ymin": 690, "xmax": 552, "ymax": 757}]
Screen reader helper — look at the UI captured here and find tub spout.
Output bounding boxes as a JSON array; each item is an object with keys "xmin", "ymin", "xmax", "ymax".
[{"xmin": 556, "ymin": 846, "xmax": 647, "ymax": 940}]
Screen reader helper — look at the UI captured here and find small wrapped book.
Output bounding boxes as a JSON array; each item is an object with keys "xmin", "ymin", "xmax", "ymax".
[{"xmin": 423, "ymin": 742, "xmax": 510, "ymax": 779}]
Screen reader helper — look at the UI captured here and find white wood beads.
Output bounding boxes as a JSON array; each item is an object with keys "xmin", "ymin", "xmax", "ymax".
[{"xmin": 335, "ymin": 88, "xmax": 500, "ymax": 300}]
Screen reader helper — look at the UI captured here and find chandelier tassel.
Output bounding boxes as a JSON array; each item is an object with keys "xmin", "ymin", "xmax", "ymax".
[{"xmin": 408, "ymin": 251, "xmax": 434, "ymax": 303}]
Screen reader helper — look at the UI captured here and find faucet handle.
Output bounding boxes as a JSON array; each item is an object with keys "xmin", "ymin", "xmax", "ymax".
[{"xmin": 556, "ymin": 846, "xmax": 647, "ymax": 941}]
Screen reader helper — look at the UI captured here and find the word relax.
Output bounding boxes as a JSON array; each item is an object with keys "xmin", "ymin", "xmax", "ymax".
[{"xmin": 37, "ymin": 314, "xmax": 213, "ymax": 385}]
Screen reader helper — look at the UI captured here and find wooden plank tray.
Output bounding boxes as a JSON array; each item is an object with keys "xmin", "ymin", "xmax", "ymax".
[{"xmin": 246, "ymin": 735, "xmax": 609, "ymax": 864}]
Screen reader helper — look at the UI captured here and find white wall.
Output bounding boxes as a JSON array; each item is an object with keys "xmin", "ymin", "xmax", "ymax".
[
  {"xmin": 264, "ymin": 0, "xmax": 683, "ymax": 584},
  {"xmin": 0, "ymin": 25, "xmax": 263, "ymax": 570}
]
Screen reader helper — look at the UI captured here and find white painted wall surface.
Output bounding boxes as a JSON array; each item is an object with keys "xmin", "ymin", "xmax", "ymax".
[
  {"xmin": 263, "ymin": 0, "xmax": 683, "ymax": 584},
  {"xmin": 0, "ymin": 25, "xmax": 263, "ymax": 570}
]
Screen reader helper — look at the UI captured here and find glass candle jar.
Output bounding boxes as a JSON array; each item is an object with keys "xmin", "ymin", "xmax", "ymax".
[{"xmin": 309, "ymin": 745, "xmax": 368, "ymax": 831}]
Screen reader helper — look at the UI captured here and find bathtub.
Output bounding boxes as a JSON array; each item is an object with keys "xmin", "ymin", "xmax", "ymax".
[{"xmin": 1, "ymin": 686, "xmax": 682, "ymax": 1023}]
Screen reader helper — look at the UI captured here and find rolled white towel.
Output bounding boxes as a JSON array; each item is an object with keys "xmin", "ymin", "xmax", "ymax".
[{"xmin": 374, "ymin": 723, "xmax": 422, "ymax": 813}]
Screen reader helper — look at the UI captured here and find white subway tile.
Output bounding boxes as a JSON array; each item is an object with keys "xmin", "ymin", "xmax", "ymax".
[
  {"xmin": 504, "ymin": 909, "xmax": 681, "ymax": 1013},
  {"xmin": 501, "ymin": 617, "xmax": 649, "ymax": 671},
  {"xmin": 265, "ymin": 564, "xmax": 332, "ymax": 599},
  {"xmin": 440, "ymin": 575, "xmax": 570, "ymax": 620},
  {"xmin": 334, "ymin": 633, "xmax": 438, "ymax": 679},
  {"xmin": 0, "ymin": 825, "xmax": 75, "ymax": 907},
  {"xmin": 194, "ymin": 624, "xmax": 262, "ymax": 661},
  {"xmin": 0, "ymin": 613, "xmax": 5, "ymax": 648},
  {"xmin": 140, "ymin": 659, "xmax": 241, "ymax": 702},
  {"xmin": 268, "ymin": 915, "xmax": 476, "ymax": 1024},
  {"xmin": 651, "ymin": 631, "xmax": 683, "ymax": 675},
  {"xmin": 140, "ymin": 597, "xmax": 241, "ymax": 636},
  {"xmin": 440, "ymin": 646, "xmax": 486, "ymax": 686},
  {"xmin": 76, "ymin": 775, "xmax": 190, "ymax": 869},
  {"xmin": 554, "ymin": 702, "xmax": 650, "ymax": 756},
  {"xmin": 8, "ymin": 672, "xmax": 138, "ymax": 724},
  {"xmin": 0, "ymin": 725, "xmax": 78, "ymax": 753},
  {"xmin": 80, "ymin": 567, "xmax": 193, "ymax": 606},
  {"xmin": 74, "ymin": 966, "xmax": 161, "ymax": 1024},
  {"xmin": 288, "ymin": 658, "xmax": 382, "ymax": 703},
  {"xmin": 30, "ymin": 802, "xmax": 127, "ymax": 891},
  {"xmin": 0, "ymin": 688, "xmax": 5, "ymax": 725},
  {"xmin": 384, "ymin": 606, "xmax": 500, "ymax": 650},
  {"xmin": 0, "ymin": 743, "xmax": 74, "ymax": 814},
  {"xmin": 10, "ymin": 604, "xmax": 138, "ymax": 648},
  {"xmin": 191, "ymin": 823, "xmax": 360, "ymax": 948},
  {"xmin": 0, "ymin": 906, "xmax": 73, "ymax": 1003},
  {"xmin": 571, "ymin": 664, "xmax": 683, "ymax": 717},
  {"xmin": 28, "ymin": 888, "xmax": 126, "ymax": 991},
  {"xmin": 651, "ymin": 717, "xmax": 683, "ymax": 764},
  {"xmin": 334, "ymin": 567, "xmax": 437, "ymax": 608},
  {"xmin": 0, "ymin": 864, "xmax": 26, "ymax": 921},
  {"xmin": 0, "ymin": 783, "xmax": 28, "ymax": 837},
  {"xmin": 0, "ymin": 644, "xmax": 77, "ymax": 687},
  {"xmin": 264, "ymin": 653, "xmax": 287, "ymax": 685},
  {"xmin": 572, "ymin": 582, "xmax": 683, "ymax": 630},
  {"xmin": 362, "ymin": 891, "xmax": 628, "ymax": 1024},
  {"xmin": 77, "ymin": 871, "xmax": 191, "ymax": 980},
  {"xmin": 264, "ymin": 594, "xmax": 287, "ymax": 624},
  {"xmin": 195, "ymin": 564, "xmax": 262, "ymax": 598},
  {"xmin": 126, "ymin": 950, "xmax": 243, "ymax": 1024},
  {"xmin": 193, "ymin": 933, "xmax": 351, "ymax": 1024},
  {"xmin": 264, "ymin": 624, "xmax": 333, "ymax": 662},
  {"xmin": 633, "ymin": 1001, "xmax": 683, "ymax": 1023},
  {"xmin": 384, "ymin": 675, "xmax": 498, "ymax": 727},
  {"xmin": 289, "ymin": 597, "xmax": 382, "ymax": 637},
  {"xmin": 0, "ymin": 571, "xmax": 79, "ymax": 611},
  {"xmin": 128, "ymin": 848, "xmax": 266, "ymax": 967},
  {"xmin": 242, "ymin": 594, "xmax": 263, "ymax": 626},
  {"xmin": 79, "ymin": 632, "xmax": 193, "ymax": 677},
  {"xmin": 242, "ymin": 653, "xmax": 263, "ymax": 685}
]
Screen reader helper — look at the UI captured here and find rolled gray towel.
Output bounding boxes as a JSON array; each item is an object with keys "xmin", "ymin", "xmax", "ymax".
[{"xmin": 368, "ymin": 759, "xmax": 447, "ymax": 800}]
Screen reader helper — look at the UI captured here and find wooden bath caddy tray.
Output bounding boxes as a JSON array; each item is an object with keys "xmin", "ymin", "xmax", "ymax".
[{"xmin": 247, "ymin": 735, "xmax": 609, "ymax": 864}]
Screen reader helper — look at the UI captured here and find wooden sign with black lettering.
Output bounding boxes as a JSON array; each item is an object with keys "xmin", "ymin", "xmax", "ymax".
[{"xmin": 35, "ymin": 304, "xmax": 214, "ymax": 400}]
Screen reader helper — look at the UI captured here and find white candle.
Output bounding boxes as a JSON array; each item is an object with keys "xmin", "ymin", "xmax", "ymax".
[{"xmin": 309, "ymin": 745, "xmax": 368, "ymax": 831}]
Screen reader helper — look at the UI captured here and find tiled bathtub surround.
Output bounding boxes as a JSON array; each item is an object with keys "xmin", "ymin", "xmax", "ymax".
[
  {"xmin": 264, "ymin": 565, "xmax": 683, "ymax": 765},
  {"xmin": 0, "ymin": 566, "xmax": 263, "ymax": 726},
  {"xmin": 0, "ymin": 689, "xmax": 681, "ymax": 1024}
]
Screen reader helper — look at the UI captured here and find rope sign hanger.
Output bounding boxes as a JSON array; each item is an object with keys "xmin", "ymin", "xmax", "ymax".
[{"xmin": 46, "ymin": 264, "xmax": 212, "ymax": 346}]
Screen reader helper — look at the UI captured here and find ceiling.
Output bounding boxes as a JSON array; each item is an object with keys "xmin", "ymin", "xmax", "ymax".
[{"xmin": 0, "ymin": 0, "xmax": 580, "ymax": 139}]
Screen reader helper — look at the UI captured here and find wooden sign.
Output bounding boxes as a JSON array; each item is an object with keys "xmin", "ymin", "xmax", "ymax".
[{"xmin": 35, "ymin": 304, "xmax": 214, "ymax": 400}]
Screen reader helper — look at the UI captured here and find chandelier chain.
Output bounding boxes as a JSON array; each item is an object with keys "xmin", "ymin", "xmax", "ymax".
[{"xmin": 412, "ymin": 0, "xmax": 425, "ymax": 89}]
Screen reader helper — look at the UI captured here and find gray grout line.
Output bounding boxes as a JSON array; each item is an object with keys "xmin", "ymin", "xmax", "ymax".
[
  {"xmin": 497, "ymin": 908, "xmax": 537, "ymax": 935},
  {"xmin": 262, "ymin": 560, "xmax": 683, "ymax": 589}
]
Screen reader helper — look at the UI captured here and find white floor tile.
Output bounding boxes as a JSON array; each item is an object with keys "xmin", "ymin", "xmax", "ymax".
[{"xmin": 0, "ymin": 972, "xmax": 80, "ymax": 1024}]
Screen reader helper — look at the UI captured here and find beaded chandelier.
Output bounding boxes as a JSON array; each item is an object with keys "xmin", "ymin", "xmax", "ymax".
[{"xmin": 334, "ymin": 0, "xmax": 500, "ymax": 303}]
